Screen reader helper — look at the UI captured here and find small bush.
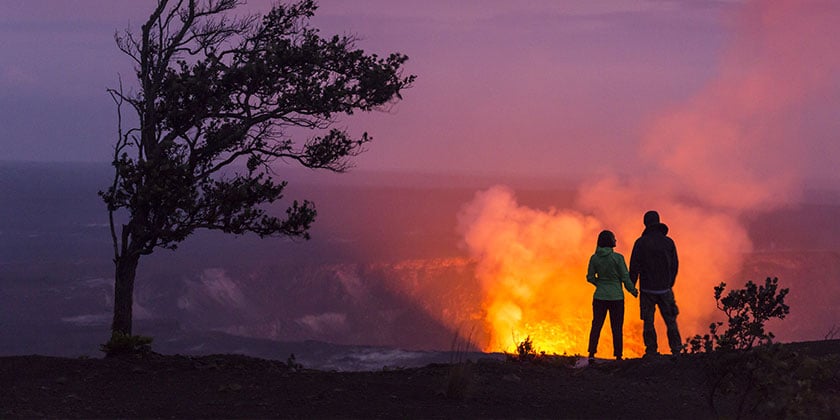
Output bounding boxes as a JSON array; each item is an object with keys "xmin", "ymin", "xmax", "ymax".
[
  {"xmin": 685, "ymin": 277, "xmax": 839, "ymax": 418},
  {"xmin": 506, "ymin": 335, "xmax": 537, "ymax": 363},
  {"xmin": 445, "ymin": 328, "xmax": 476, "ymax": 400},
  {"xmin": 825, "ymin": 324, "xmax": 840, "ymax": 340},
  {"xmin": 686, "ymin": 277, "xmax": 789, "ymax": 353},
  {"xmin": 100, "ymin": 332, "xmax": 153, "ymax": 357},
  {"xmin": 286, "ymin": 353, "xmax": 303, "ymax": 372}
]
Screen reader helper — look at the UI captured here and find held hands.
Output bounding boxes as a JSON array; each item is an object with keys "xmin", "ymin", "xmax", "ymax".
[{"xmin": 631, "ymin": 289, "xmax": 639, "ymax": 298}]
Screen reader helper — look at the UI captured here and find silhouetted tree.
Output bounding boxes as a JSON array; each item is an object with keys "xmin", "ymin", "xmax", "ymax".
[
  {"xmin": 686, "ymin": 277, "xmax": 790, "ymax": 353},
  {"xmin": 100, "ymin": 0, "xmax": 414, "ymax": 348},
  {"xmin": 682, "ymin": 278, "xmax": 818, "ymax": 418}
]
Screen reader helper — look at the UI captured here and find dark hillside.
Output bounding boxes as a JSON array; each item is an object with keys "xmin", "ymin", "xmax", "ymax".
[{"xmin": 2, "ymin": 339, "xmax": 838, "ymax": 419}]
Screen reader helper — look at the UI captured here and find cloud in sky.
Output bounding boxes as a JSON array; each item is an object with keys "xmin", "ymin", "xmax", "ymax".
[
  {"xmin": 313, "ymin": 0, "xmax": 683, "ymax": 22},
  {"xmin": 0, "ymin": 0, "xmax": 837, "ymax": 184}
]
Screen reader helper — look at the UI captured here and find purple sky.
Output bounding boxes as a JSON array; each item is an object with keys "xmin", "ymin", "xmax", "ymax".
[{"xmin": 1, "ymin": 0, "xmax": 838, "ymax": 184}]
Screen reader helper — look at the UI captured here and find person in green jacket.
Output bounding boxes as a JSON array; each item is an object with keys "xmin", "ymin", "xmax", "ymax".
[{"xmin": 586, "ymin": 230, "xmax": 638, "ymax": 363}]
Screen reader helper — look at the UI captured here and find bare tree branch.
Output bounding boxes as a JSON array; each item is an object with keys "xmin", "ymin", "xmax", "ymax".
[{"xmin": 103, "ymin": 0, "xmax": 414, "ymax": 337}]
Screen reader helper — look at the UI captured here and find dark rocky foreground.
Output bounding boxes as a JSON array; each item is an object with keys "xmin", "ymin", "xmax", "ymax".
[{"xmin": 1, "ymin": 340, "xmax": 838, "ymax": 419}]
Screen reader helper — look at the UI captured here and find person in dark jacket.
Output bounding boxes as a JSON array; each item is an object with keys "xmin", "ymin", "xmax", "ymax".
[
  {"xmin": 586, "ymin": 230, "xmax": 638, "ymax": 363},
  {"xmin": 629, "ymin": 210, "xmax": 682, "ymax": 356}
]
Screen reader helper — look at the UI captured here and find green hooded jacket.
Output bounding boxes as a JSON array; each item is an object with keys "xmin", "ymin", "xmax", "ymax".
[{"xmin": 586, "ymin": 246, "xmax": 638, "ymax": 301}]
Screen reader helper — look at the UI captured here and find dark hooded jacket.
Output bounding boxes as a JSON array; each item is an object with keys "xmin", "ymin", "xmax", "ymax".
[{"xmin": 629, "ymin": 223, "xmax": 678, "ymax": 292}]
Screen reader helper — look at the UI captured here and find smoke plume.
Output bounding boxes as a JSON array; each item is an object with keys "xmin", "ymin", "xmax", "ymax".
[{"xmin": 458, "ymin": 0, "xmax": 840, "ymax": 355}]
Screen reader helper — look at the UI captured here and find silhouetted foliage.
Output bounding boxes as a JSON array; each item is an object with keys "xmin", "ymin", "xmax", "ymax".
[
  {"xmin": 285, "ymin": 353, "xmax": 303, "ymax": 372},
  {"xmin": 100, "ymin": 332, "xmax": 153, "ymax": 357},
  {"xmin": 100, "ymin": 0, "xmax": 414, "ymax": 344},
  {"xmin": 513, "ymin": 336, "xmax": 537, "ymax": 362},
  {"xmin": 686, "ymin": 277, "xmax": 790, "ymax": 352},
  {"xmin": 686, "ymin": 277, "xmax": 838, "ymax": 418},
  {"xmin": 445, "ymin": 328, "xmax": 477, "ymax": 400}
]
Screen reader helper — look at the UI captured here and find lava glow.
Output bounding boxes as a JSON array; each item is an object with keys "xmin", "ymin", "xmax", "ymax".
[
  {"xmin": 456, "ymin": 186, "xmax": 751, "ymax": 358},
  {"xmin": 456, "ymin": 186, "xmax": 639, "ymax": 356}
]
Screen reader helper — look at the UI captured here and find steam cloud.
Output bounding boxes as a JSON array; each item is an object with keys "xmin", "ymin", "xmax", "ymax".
[{"xmin": 458, "ymin": 1, "xmax": 840, "ymax": 355}]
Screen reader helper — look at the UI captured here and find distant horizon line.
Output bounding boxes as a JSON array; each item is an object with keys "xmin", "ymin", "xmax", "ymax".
[
  {"xmin": 0, "ymin": 159, "xmax": 587, "ymax": 184},
  {"xmin": 3, "ymin": 159, "xmax": 840, "ymax": 192}
]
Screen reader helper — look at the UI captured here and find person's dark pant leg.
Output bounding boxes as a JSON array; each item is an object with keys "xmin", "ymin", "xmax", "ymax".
[
  {"xmin": 660, "ymin": 290, "xmax": 682, "ymax": 354},
  {"xmin": 607, "ymin": 299, "xmax": 624, "ymax": 358},
  {"xmin": 588, "ymin": 299, "xmax": 608, "ymax": 356},
  {"xmin": 640, "ymin": 292, "xmax": 658, "ymax": 355}
]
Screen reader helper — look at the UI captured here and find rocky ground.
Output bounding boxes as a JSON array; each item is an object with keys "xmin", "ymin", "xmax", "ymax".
[{"xmin": 1, "ymin": 340, "xmax": 838, "ymax": 419}]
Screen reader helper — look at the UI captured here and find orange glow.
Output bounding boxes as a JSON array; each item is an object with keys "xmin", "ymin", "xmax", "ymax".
[
  {"xmin": 455, "ymin": 185, "xmax": 751, "ymax": 357},
  {"xmin": 455, "ymin": 186, "xmax": 635, "ymax": 356}
]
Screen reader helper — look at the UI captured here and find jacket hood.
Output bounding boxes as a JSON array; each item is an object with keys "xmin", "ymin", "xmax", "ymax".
[
  {"xmin": 595, "ymin": 246, "xmax": 614, "ymax": 257},
  {"xmin": 643, "ymin": 222, "xmax": 669, "ymax": 236}
]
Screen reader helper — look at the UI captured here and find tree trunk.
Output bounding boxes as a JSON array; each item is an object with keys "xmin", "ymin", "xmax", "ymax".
[{"xmin": 111, "ymin": 254, "xmax": 140, "ymax": 336}]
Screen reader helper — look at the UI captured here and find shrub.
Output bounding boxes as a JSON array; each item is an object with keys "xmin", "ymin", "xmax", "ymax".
[
  {"xmin": 686, "ymin": 277, "xmax": 789, "ymax": 353},
  {"xmin": 686, "ymin": 277, "xmax": 839, "ymax": 418},
  {"xmin": 100, "ymin": 332, "xmax": 153, "ymax": 357},
  {"xmin": 445, "ymin": 328, "xmax": 476, "ymax": 400},
  {"xmin": 286, "ymin": 353, "xmax": 303, "ymax": 372},
  {"xmin": 513, "ymin": 336, "xmax": 537, "ymax": 362}
]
